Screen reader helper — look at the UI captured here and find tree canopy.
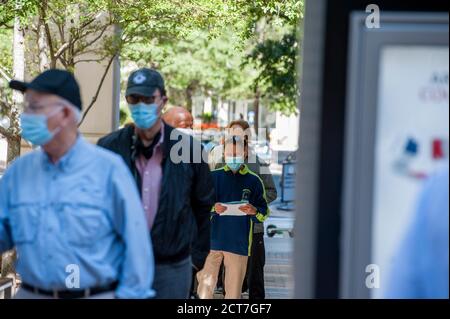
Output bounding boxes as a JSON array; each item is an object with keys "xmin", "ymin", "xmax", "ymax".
[{"xmin": 0, "ymin": 0, "xmax": 304, "ymax": 162}]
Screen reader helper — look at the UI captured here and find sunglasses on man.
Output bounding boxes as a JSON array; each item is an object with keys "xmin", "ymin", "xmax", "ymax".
[{"xmin": 126, "ymin": 94, "xmax": 162, "ymax": 105}]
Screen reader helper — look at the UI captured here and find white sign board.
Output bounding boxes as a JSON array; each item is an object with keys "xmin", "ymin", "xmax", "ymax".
[{"xmin": 372, "ymin": 45, "xmax": 449, "ymax": 298}]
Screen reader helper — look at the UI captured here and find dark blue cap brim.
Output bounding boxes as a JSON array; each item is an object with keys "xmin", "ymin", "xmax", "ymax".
[
  {"xmin": 125, "ymin": 85, "xmax": 158, "ymax": 97},
  {"xmin": 9, "ymin": 80, "xmax": 54, "ymax": 95},
  {"xmin": 9, "ymin": 80, "xmax": 28, "ymax": 92}
]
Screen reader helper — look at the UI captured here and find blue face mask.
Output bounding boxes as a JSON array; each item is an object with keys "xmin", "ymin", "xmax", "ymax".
[
  {"xmin": 129, "ymin": 102, "xmax": 159, "ymax": 129},
  {"xmin": 225, "ymin": 156, "xmax": 244, "ymax": 172},
  {"xmin": 20, "ymin": 109, "xmax": 62, "ymax": 146}
]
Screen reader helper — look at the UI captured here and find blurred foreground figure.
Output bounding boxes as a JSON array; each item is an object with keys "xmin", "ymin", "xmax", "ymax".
[
  {"xmin": 386, "ymin": 164, "xmax": 449, "ymax": 299},
  {"xmin": 0, "ymin": 70, "xmax": 155, "ymax": 299}
]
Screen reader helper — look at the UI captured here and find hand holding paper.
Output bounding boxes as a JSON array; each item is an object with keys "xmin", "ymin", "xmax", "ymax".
[
  {"xmin": 216, "ymin": 201, "xmax": 255, "ymax": 216},
  {"xmin": 238, "ymin": 203, "xmax": 257, "ymax": 216},
  {"xmin": 214, "ymin": 203, "xmax": 228, "ymax": 214}
]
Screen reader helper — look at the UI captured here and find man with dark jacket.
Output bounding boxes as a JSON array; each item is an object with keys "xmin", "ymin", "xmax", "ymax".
[
  {"xmin": 97, "ymin": 68, "xmax": 214, "ymax": 299},
  {"xmin": 162, "ymin": 106, "xmax": 207, "ymax": 298}
]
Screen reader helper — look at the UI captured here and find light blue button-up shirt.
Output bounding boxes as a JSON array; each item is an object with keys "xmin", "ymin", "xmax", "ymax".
[{"xmin": 0, "ymin": 136, "xmax": 155, "ymax": 298}]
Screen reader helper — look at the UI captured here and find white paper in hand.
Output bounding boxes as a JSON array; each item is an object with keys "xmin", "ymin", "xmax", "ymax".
[{"xmin": 219, "ymin": 202, "xmax": 247, "ymax": 216}]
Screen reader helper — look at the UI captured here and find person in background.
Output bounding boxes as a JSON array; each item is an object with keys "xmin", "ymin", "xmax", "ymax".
[
  {"xmin": 197, "ymin": 135, "xmax": 269, "ymax": 299},
  {"xmin": 209, "ymin": 119, "xmax": 277, "ymax": 299},
  {"xmin": 162, "ymin": 106, "xmax": 194, "ymax": 133},
  {"xmin": 385, "ymin": 164, "xmax": 449, "ymax": 299},
  {"xmin": 0, "ymin": 69, "xmax": 154, "ymax": 299},
  {"xmin": 97, "ymin": 68, "xmax": 214, "ymax": 299},
  {"xmin": 162, "ymin": 105, "xmax": 208, "ymax": 298}
]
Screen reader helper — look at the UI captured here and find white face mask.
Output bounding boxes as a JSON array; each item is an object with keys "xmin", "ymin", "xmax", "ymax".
[
  {"xmin": 177, "ymin": 128, "xmax": 194, "ymax": 136},
  {"xmin": 225, "ymin": 155, "xmax": 245, "ymax": 172}
]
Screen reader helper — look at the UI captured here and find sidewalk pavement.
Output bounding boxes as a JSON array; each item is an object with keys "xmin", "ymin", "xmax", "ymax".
[
  {"xmin": 212, "ymin": 202, "xmax": 295, "ymax": 300},
  {"xmin": 264, "ymin": 202, "xmax": 294, "ymax": 299}
]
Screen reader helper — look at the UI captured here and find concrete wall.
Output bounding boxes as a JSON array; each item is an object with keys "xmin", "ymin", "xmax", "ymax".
[
  {"xmin": 18, "ymin": 21, "xmax": 121, "ymax": 152},
  {"xmin": 76, "ymin": 53, "xmax": 120, "ymax": 144}
]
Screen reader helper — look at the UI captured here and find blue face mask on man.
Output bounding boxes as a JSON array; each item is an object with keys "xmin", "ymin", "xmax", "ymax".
[
  {"xmin": 225, "ymin": 156, "xmax": 245, "ymax": 172},
  {"xmin": 129, "ymin": 102, "xmax": 159, "ymax": 129},
  {"xmin": 20, "ymin": 108, "xmax": 62, "ymax": 146}
]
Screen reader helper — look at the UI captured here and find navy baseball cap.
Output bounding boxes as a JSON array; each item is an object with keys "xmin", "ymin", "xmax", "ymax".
[
  {"xmin": 126, "ymin": 68, "xmax": 165, "ymax": 97},
  {"xmin": 9, "ymin": 69, "xmax": 82, "ymax": 110}
]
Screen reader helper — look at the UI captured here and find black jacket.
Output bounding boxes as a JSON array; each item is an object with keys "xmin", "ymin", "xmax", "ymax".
[{"xmin": 97, "ymin": 122, "xmax": 215, "ymax": 266}]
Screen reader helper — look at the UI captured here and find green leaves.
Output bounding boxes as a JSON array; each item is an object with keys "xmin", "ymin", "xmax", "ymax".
[
  {"xmin": 122, "ymin": 28, "xmax": 255, "ymax": 107},
  {"xmin": 245, "ymin": 29, "xmax": 300, "ymax": 115},
  {"xmin": 0, "ymin": 0, "xmax": 39, "ymax": 27},
  {"xmin": 0, "ymin": 0, "xmax": 304, "ymax": 116},
  {"xmin": 239, "ymin": 0, "xmax": 304, "ymax": 115},
  {"xmin": 118, "ymin": 0, "xmax": 304, "ymax": 114},
  {"xmin": 0, "ymin": 28, "xmax": 12, "ymax": 74}
]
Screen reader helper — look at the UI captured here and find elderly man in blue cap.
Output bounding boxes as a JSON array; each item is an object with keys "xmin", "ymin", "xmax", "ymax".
[{"xmin": 0, "ymin": 69, "xmax": 155, "ymax": 299}]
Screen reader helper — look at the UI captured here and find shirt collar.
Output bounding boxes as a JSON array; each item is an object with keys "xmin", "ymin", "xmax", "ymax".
[
  {"xmin": 42, "ymin": 135, "xmax": 86, "ymax": 172},
  {"xmin": 134, "ymin": 120, "xmax": 165, "ymax": 145},
  {"xmin": 224, "ymin": 164, "xmax": 249, "ymax": 175},
  {"xmin": 156, "ymin": 121, "xmax": 164, "ymax": 146},
  {"xmin": 135, "ymin": 121, "xmax": 165, "ymax": 160}
]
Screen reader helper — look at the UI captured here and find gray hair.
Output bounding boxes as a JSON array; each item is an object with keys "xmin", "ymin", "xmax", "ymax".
[{"xmin": 58, "ymin": 98, "xmax": 82, "ymax": 124}]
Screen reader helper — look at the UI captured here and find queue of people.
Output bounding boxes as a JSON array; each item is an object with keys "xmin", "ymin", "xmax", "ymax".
[{"xmin": 0, "ymin": 67, "xmax": 276, "ymax": 299}]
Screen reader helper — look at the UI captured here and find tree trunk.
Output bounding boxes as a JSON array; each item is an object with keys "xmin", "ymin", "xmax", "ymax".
[
  {"xmin": 38, "ymin": 22, "xmax": 50, "ymax": 72},
  {"xmin": 12, "ymin": 17, "xmax": 25, "ymax": 105},
  {"xmin": 6, "ymin": 17, "xmax": 25, "ymax": 165},
  {"xmin": 6, "ymin": 134, "xmax": 21, "ymax": 165},
  {"xmin": 0, "ymin": 250, "xmax": 17, "ymax": 278},
  {"xmin": 253, "ymin": 88, "xmax": 260, "ymax": 134},
  {"xmin": 185, "ymin": 85, "xmax": 194, "ymax": 113},
  {"xmin": 253, "ymin": 19, "xmax": 265, "ymax": 137}
]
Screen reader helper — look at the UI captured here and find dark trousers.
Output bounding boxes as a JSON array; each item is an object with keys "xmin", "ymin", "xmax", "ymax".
[
  {"xmin": 243, "ymin": 232, "xmax": 266, "ymax": 299},
  {"xmin": 152, "ymin": 257, "xmax": 192, "ymax": 299}
]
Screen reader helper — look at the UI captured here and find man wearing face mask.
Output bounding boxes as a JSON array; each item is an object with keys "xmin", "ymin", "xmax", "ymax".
[
  {"xmin": 161, "ymin": 106, "xmax": 205, "ymax": 298},
  {"xmin": 0, "ymin": 69, "xmax": 155, "ymax": 299},
  {"xmin": 97, "ymin": 68, "xmax": 214, "ymax": 299},
  {"xmin": 162, "ymin": 106, "xmax": 220, "ymax": 299}
]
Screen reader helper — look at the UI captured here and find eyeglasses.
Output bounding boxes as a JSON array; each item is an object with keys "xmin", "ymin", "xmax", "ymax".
[
  {"xmin": 224, "ymin": 135, "xmax": 248, "ymax": 146},
  {"xmin": 126, "ymin": 94, "xmax": 161, "ymax": 105},
  {"xmin": 23, "ymin": 102, "xmax": 66, "ymax": 114}
]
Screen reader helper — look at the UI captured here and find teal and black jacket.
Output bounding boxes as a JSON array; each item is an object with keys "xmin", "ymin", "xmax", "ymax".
[{"xmin": 211, "ymin": 164, "xmax": 270, "ymax": 256}]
